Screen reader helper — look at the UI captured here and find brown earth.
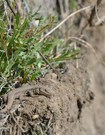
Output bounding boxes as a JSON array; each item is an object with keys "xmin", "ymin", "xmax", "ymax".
[
  {"xmin": 1, "ymin": 0, "xmax": 105, "ymax": 135},
  {"xmin": 0, "ymin": 52, "xmax": 94, "ymax": 135}
]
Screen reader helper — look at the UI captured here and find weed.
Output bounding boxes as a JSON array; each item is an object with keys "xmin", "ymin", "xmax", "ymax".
[{"xmin": 0, "ymin": 7, "xmax": 79, "ymax": 93}]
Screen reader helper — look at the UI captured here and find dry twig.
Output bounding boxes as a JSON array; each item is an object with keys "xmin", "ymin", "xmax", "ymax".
[
  {"xmin": 11, "ymin": 113, "xmax": 26, "ymax": 133},
  {"xmin": 5, "ymin": 0, "xmax": 16, "ymax": 16},
  {"xmin": 38, "ymin": 6, "xmax": 91, "ymax": 70},
  {"xmin": 69, "ymin": 37, "xmax": 105, "ymax": 67},
  {"xmin": 88, "ymin": 0, "xmax": 102, "ymax": 26},
  {"xmin": 39, "ymin": 6, "xmax": 91, "ymax": 42}
]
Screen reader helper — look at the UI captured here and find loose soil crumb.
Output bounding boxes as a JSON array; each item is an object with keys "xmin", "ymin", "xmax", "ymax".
[{"xmin": 0, "ymin": 54, "xmax": 93, "ymax": 135}]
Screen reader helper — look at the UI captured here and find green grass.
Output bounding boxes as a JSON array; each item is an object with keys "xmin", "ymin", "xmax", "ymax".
[{"xmin": 0, "ymin": 12, "xmax": 79, "ymax": 93}]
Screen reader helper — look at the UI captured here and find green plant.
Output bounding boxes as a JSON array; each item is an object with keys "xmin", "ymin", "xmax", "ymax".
[
  {"xmin": 70, "ymin": 0, "xmax": 77, "ymax": 10},
  {"xmin": 0, "ymin": 11, "xmax": 79, "ymax": 93}
]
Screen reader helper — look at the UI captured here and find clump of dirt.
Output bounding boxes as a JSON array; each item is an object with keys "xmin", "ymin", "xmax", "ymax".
[{"xmin": 0, "ymin": 55, "xmax": 94, "ymax": 135}]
